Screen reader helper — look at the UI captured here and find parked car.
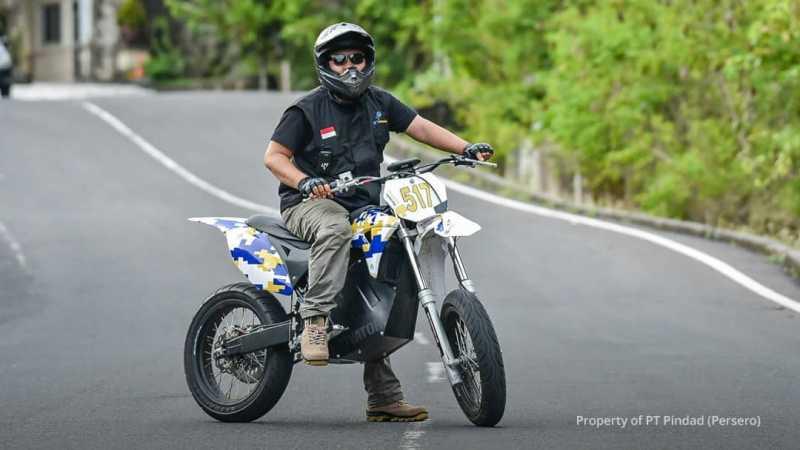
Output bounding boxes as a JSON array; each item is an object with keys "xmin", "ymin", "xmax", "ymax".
[{"xmin": 0, "ymin": 39, "xmax": 12, "ymax": 98}]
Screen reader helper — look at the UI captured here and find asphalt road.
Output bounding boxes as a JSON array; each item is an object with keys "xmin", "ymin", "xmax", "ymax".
[{"xmin": 2, "ymin": 92, "xmax": 799, "ymax": 450}]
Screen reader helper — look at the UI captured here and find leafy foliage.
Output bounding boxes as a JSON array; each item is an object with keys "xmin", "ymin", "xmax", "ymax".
[
  {"xmin": 117, "ymin": 0, "xmax": 148, "ymax": 29},
  {"xmin": 144, "ymin": 17, "xmax": 185, "ymax": 80},
  {"xmin": 159, "ymin": 0, "xmax": 799, "ymax": 242},
  {"xmin": 540, "ymin": 0, "xmax": 800, "ymax": 239}
]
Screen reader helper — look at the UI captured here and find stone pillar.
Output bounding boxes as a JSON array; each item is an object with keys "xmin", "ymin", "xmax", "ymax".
[
  {"xmin": 76, "ymin": 0, "xmax": 93, "ymax": 79},
  {"xmin": 90, "ymin": 0, "xmax": 120, "ymax": 81},
  {"xmin": 573, "ymin": 171, "xmax": 583, "ymax": 205},
  {"xmin": 280, "ymin": 60, "xmax": 291, "ymax": 92}
]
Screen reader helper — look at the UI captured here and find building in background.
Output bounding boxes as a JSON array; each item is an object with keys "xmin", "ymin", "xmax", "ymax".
[{"xmin": 0, "ymin": 0, "xmax": 123, "ymax": 82}]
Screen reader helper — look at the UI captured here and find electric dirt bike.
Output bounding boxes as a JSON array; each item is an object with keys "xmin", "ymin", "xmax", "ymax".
[{"xmin": 184, "ymin": 155, "xmax": 506, "ymax": 426}]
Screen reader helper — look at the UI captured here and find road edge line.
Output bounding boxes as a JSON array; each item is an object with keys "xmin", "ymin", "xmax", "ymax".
[
  {"xmin": 79, "ymin": 104, "xmax": 800, "ymax": 314},
  {"xmin": 82, "ymin": 101, "xmax": 278, "ymax": 216},
  {"xmin": 390, "ymin": 137, "xmax": 800, "ymax": 278},
  {"xmin": 384, "ymin": 155, "xmax": 800, "ymax": 314}
]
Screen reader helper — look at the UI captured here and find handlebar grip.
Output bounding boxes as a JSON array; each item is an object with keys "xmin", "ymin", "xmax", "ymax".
[
  {"xmin": 301, "ymin": 179, "xmax": 338, "ymax": 199},
  {"xmin": 472, "ymin": 159, "xmax": 498, "ymax": 168},
  {"xmin": 302, "ymin": 180, "xmax": 338, "ymax": 201}
]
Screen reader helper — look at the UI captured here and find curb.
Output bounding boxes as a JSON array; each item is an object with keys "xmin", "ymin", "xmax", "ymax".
[{"xmin": 388, "ymin": 137, "xmax": 800, "ymax": 278}]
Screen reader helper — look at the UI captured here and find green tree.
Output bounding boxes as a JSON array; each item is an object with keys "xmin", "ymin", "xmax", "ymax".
[
  {"xmin": 166, "ymin": 0, "xmax": 301, "ymax": 88},
  {"xmin": 158, "ymin": 0, "xmax": 800, "ymax": 242},
  {"xmin": 539, "ymin": 0, "xmax": 799, "ymax": 239}
]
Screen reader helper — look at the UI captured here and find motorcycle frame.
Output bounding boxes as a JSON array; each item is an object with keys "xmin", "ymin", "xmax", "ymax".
[
  {"xmin": 219, "ymin": 158, "xmax": 492, "ymax": 387},
  {"xmin": 219, "ymin": 217, "xmax": 475, "ymax": 388}
]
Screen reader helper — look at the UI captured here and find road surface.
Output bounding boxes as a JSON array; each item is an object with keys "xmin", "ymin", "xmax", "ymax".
[{"xmin": 1, "ymin": 91, "xmax": 799, "ymax": 449}]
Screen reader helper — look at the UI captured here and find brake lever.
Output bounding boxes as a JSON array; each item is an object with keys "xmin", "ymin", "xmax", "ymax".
[
  {"xmin": 455, "ymin": 156, "xmax": 498, "ymax": 168},
  {"xmin": 328, "ymin": 176, "xmax": 376, "ymax": 194}
]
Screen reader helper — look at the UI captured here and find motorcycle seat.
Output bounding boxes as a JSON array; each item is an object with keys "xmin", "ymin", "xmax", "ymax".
[{"xmin": 245, "ymin": 215, "xmax": 311, "ymax": 250}]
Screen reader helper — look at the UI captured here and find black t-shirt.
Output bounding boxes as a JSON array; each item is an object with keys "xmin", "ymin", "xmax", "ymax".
[
  {"xmin": 272, "ymin": 90, "xmax": 417, "ymax": 155},
  {"xmin": 270, "ymin": 89, "xmax": 417, "ymax": 212}
]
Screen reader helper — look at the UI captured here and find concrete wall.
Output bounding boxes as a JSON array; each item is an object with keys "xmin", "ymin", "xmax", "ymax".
[{"xmin": 5, "ymin": 0, "xmax": 121, "ymax": 82}]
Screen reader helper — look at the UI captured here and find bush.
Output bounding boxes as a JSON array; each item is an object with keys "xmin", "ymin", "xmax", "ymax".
[
  {"xmin": 117, "ymin": 0, "xmax": 147, "ymax": 29},
  {"xmin": 145, "ymin": 51, "xmax": 185, "ymax": 81},
  {"xmin": 145, "ymin": 17, "xmax": 184, "ymax": 81}
]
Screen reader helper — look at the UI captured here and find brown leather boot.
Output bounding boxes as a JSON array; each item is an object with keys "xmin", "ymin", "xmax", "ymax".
[
  {"xmin": 366, "ymin": 401, "xmax": 429, "ymax": 422},
  {"xmin": 301, "ymin": 316, "xmax": 329, "ymax": 366}
]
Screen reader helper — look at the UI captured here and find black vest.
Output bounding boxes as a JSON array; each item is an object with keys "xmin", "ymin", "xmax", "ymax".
[{"xmin": 278, "ymin": 86, "xmax": 391, "ymax": 212}]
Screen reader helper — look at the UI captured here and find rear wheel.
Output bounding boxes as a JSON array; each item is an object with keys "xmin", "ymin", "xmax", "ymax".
[
  {"xmin": 0, "ymin": 85, "xmax": 9, "ymax": 98},
  {"xmin": 184, "ymin": 282, "xmax": 292, "ymax": 422},
  {"xmin": 441, "ymin": 289, "xmax": 506, "ymax": 426}
]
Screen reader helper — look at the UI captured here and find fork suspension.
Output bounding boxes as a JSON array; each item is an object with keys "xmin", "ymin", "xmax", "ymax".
[
  {"xmin": 397, "ymin": 225, "xmax": 463, "ymax": 385},
  {"xmin": 447, "ymin": 237, "xmax": 476, "ymax": 293}
]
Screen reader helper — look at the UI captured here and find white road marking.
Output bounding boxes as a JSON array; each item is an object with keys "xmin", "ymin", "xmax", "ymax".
[
  {"xmin": 399, "ymin": 420, "xmax": 430, "ymax": 450},
  {"xmin": 79, "ymin": 107, "xmax": 799, "ymax": 314},
  {"xmin": 440, "ymin": 176, "xmax": 800, "ymax": 314},
  {"xmin": 414, "ymin": 332, "xmax": 431, "ymax": 345},
  {"xmin": 0, "ymin": 221, "xmax": 29, "ymax": 273},
  {"xmin": 82, "ymin": 102, "xmax": 278, "ymax": 215},
  {"xmin": 426, "ymin": 362, "xmax": 445, "ymax": 383}
]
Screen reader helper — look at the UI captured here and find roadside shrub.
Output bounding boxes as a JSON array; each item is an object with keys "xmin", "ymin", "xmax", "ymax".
[
  {"xmin": 145, "ymin": 17, "xmax": 185, "ymax": 81},
  {"xmin": 117, "ymin": 0, "xmax": 147, "ymax": 29}
]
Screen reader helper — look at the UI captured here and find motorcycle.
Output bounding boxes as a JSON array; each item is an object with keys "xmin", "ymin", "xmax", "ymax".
[{"xmin": 184, "ymin": 154, "xmax": 507, "ymax": 426}]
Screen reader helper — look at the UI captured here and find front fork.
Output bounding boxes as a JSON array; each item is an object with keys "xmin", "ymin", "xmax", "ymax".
[
  {"xmin": 397, "ymin": 225, "xmax": 475, "ymax": 386},
  {"xmin": 448, "ymin": 236, "xmax": 476, "ymax": 294}
]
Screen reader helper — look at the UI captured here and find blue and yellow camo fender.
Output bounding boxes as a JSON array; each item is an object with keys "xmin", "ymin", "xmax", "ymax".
[
  {"xmin": 189, "ymin": 217, "xmax": 293, "ymax": 295},
  {"xmin": 351, "ymin": 208, "xmax": 400, "ymax": 278}
]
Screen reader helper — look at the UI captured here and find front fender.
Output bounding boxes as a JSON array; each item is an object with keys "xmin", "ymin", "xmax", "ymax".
[
  {"xmin": 189, "ymin": 217, "xmax": 293, "ymax": 295},
  {"xmin": 414, "ymin": 211, "xmax": 480, "ymax": 255},
  {"xmin": 430, "ymin": 211, "xmax": 481, "ymax": 238}
]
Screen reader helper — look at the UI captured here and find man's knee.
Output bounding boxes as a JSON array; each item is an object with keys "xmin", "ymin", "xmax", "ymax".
[{"xmin": 317, "ymin": 220, "xmax": 352, "ymax": 245}]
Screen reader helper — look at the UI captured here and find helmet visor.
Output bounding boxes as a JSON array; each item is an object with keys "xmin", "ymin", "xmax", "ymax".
[{"xmin": 328, "ymin": 52, "xmax": 366, "ymax": 66}]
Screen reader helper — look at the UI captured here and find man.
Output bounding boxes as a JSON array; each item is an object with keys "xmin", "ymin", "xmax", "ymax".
[{"xmin": 263, "ymin": 22, "xmax": 494, "ymax": 422}]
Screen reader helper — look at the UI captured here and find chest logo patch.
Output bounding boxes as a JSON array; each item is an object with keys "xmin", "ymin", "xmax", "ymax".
[
  {"xmin": 373, "ymin": 111, "xmax": 388, "ymax": 126},
  {"xmin": 320, "ymin": 126, "xmax": 337, "ymax": 140}
]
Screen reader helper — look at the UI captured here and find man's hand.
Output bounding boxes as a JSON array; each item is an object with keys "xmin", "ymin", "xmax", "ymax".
[
  {"xmin": 463, "ymin": 143, "xmax": 494, "ymax": 161},
  {"xmin": 298, "ymin": 176, "xmax": 333, "ymax": 199}
]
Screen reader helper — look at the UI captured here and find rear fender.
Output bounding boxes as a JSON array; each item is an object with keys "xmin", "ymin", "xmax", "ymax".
[{"xmin": 189, "ymin": 217, "xmax": 293, "ymax": 295}]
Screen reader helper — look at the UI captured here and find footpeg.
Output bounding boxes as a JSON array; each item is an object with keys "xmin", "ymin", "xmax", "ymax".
[{"xmin": 328, "ymin": 323, "xmax": 348, "ymax": 340}]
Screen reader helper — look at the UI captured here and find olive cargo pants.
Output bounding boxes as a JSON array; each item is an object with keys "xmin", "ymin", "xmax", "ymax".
[{"xmin": 282, "ymin": 199, "xmax": 403, "ymax": 407}]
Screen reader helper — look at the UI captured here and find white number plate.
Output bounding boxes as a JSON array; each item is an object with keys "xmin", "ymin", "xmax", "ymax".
[{"xmin": 383, "ymin": 172, "xmax": 447, "ymax": 222}]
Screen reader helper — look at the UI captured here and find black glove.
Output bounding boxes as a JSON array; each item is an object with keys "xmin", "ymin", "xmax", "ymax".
[
  {"xmin": 297, "ymin": 176, "xmax": 328, "ymax": 197},
  {"xmin": 463, "ymin": 143, "xmax": 494, "ymax": 161}
]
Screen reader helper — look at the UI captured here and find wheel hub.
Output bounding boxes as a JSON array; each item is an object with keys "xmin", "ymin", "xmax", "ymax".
[{"xmin": 212, "ymin": 325, "xmax": 265, "ymax": 383}]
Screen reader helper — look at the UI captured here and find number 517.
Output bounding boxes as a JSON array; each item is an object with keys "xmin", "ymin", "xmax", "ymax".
[{"xmin": 400, "ymin": 183, "xmax": 433, "ymax": 212}]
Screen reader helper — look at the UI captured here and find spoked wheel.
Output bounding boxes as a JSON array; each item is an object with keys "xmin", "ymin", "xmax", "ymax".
[
  {"xmin": 184, "ymin": 283, "xmax": 292, "ymax": 422},
  {"xmin": 441, "ymin": 289, "xmax": 506, "ymax": 427}
]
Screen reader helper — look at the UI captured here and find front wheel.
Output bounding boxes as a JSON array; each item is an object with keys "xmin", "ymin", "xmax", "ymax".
[
  {"xmin": 184, "ymin": 282, "xmax": 293, "ymax": 422},
  {"xmin": 441, "ymin": 289, "xmax": 506, "ymax": 426}
]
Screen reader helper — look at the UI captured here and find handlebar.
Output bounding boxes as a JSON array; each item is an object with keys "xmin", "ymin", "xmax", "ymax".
[{"xmin": 305, "ymin": 154, "xmax": 496, "ymax": 198}]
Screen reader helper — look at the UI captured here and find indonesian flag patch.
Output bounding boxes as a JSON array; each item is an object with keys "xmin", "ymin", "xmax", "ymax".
[{"xmin": 320, "ymin": 126, "xmax": 337, "ymax": 140}]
